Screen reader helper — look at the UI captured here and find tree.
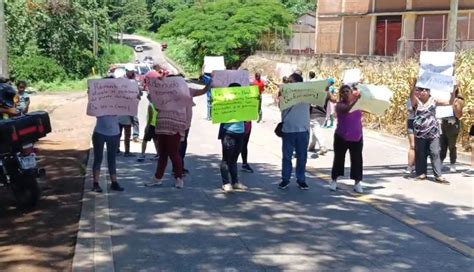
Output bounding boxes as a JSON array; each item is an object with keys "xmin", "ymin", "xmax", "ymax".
[
  {"xmin": 159, "ymin": 0, "xmax": 294, "ymax": 67},
  {"xmin": 281, "ymin": 0, "xmax": 317, "ymax": 17}
]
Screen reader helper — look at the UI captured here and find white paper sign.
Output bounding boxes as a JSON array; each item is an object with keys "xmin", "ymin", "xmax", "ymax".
[
  {"xmin": 203, "ymin": 56, "xmax": 226, "ymax": 74},
  {"xmin": 148, "ymin": 76, "xmax": 194, "ymax": 111},
  {"xmin": 87, "ymin": 78, "xmax": 139, "ymax": 117},
  {"xmin": 416, "ymin": 71, "xmax": 455, "ymax": 92},
  {"xmin": 436, "ymin": 106, "xmax": 454, "ymax": 119},
  {"xmin": 351, "ymin": 84, "xmax": 393, "ymax": 116},
  {"xmin": 343, "ymin": 69, "xmax": 362, "ymax": 85},
  {"xmin": 211, "ymin": 70, "xmax": 250, "ymax": 88},
  {"xmin": 419, "ymin": 51, "xmax": 455, "ymax": 76}
]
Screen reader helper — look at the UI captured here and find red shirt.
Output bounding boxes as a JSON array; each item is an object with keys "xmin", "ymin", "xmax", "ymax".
[{"xmin": 252, "ymin": 79, "xmax": 265, "ymax": 95}]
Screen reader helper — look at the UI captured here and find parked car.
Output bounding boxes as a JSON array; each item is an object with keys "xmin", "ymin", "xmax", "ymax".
[
  {"xmin": 134, "ymin": 45, "xmax": 144, "ymax": 52},
  {"xmin": 107, "ymin": 63, "xmax": 151, "ymax": 87}
]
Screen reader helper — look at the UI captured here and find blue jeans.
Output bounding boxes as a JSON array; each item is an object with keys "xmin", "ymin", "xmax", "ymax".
[
  {"xmin": 282, "ymin": 131, "xmax": 309, "ymax": 183},
  {"xmin": 92, "ymin": 132, "xmax": 120, "ymax": 175}
]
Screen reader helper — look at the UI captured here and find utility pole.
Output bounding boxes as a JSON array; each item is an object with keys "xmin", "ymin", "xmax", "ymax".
[
  {"xmin": 93, "ymin": 19, "xmax": 98, "ymax": 57},
  {"xmin": 0, "ymin": 0, "xmax": 9, "ymax": 78},
  {"xmin": 446, "ymin": 0, "xmax": 459, "ymax": 52}
]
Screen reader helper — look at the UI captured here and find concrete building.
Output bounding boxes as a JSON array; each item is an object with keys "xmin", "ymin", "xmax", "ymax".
[
  {"xmin": 315, "ymin": 0, "xmax": 474, "ymax": 58},
  {"xmin": 289, "ymin": 12, "xmax": 316, "ymax": 52}
]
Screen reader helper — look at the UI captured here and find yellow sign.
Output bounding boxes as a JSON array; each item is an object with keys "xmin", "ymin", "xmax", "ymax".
[{"xmin": 211, "ymin": 86, "xmax": 259, "ymax": 124}]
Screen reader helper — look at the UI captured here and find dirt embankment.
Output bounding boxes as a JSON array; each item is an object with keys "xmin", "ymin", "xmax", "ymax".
[{"xmin": 0, "ymin": 92, "xmax": 94, "ymax": 272}]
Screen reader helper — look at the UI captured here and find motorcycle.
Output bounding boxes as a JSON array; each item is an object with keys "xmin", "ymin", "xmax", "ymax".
[{"xmin": 0, "ymin": 83, "xmax": 51, "ymax": 209}]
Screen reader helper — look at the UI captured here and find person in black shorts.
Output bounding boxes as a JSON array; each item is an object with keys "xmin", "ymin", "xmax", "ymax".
[{"xmin": 137, "ymin": 100, "xmax": 159, "ymax": 162}]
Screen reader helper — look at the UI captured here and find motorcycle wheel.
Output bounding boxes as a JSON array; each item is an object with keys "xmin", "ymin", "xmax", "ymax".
[{"xmin": 11, "ymin": 172, "xmax": 41, "ymax": 209}]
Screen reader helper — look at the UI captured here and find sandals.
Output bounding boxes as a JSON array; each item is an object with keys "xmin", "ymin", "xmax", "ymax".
[{"xmin": 434, "ymin": 176, "xmax": 450, "ymax": 185}]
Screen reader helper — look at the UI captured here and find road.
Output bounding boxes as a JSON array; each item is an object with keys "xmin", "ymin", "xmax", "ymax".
[{"xmin": 73, "ymin": 35, "xmax": 474, "ymax": 271}]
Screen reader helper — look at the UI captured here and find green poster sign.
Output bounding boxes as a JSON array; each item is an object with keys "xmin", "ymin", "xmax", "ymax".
[
  {"xmin": 211, "ymin": 86, "xmax": 260, "ymax": 124},
  {"xmin": 280, "ymin": 80, "xmax": 328, "ymax": 111}
]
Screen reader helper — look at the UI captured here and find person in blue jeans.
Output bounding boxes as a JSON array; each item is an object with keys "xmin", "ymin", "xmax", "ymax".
[
  {"xmin": 92, "ymin": 115, "xmax": 124, "ymax": 192},
  {"xmin": 278, "ymin": 73, "xmax": 310, "ymax": 190}
]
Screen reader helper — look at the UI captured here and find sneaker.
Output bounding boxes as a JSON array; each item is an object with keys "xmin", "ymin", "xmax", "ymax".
[
  {"xmin": 403, "ymin": 166, "xmax": 413, "ymax": 174},
  {"xmin": 278, "ymin": 180, "xmax": 290, "ymax": 190},
  {"xmin": 175, "ymin": 178, "xmax": 184, "ymax": 189},
  {"xmin": 150, "ymin": 155, "xmax": 159, "ymax": 161},
  {"xmin": 145, "ymin": 177, "xmax": 162, "ymax": 187},
  {"xmin": 232, "ymin": 182, "xmax": 248, "ymax": 191},
  {"xmin": 329, "ymin": 180, "xmax": 337, "ymax": 191},
  {"xmin": 137, "ymin": 155, "xmax": 146, "ymax": 162},
  {"xmin": 92, "ymin": 183, "xmax": 103, "ymax": 193},
  {"xmin": 222, "ymin": 183, "xmax": 233, "ymax": 193},
  {"xmin": 450, "ymin": 164, "xmax": 457, "ymax": 173},
  {"xmin": 241, "ymin": 164, "xmax": 254, "ymax": 173},
  {"xmin": 318, "ymin": 147, "xmax": 328, "ymax": 155},
  {"xmin": 435, "ymin": 176, "xmax": 450, "ymax": 185},
  {"xmin": 110, "ymin": 182, "xmax": 124, "ymax": 191},
  {"xmin": 133, "ymin": 137, "xmax": 140, "ymax": 143},
  {"xmin": 297, "ymin": 181, "xmax": 309, "ymax": 190},
  {"xmin": 124, "ymin": 152, "xmax": 136, "ymax": 157},
  {"xmin": 462, "ymin": 168, "xmax": 474, "ymax": 177},
  {"xmin": 416, "ymin": 174, "xmax": 427, "ymax": 180},
  {"xmin": 353, "ymin": 182, "xmax": 363, "ymax": 193}
]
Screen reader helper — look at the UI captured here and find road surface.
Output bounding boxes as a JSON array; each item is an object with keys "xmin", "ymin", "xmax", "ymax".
[{"xmin": 73, "ymin": 35, "xmax": 474, "ymax": 271}]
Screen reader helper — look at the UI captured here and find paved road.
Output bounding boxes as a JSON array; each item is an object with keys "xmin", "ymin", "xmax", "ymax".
[{"xmin": 75, "ymin": 35, "xmax": 474, "ymax": 271}]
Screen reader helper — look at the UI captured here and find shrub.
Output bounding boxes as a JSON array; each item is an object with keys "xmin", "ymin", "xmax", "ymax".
[{"xmin": 11, "ymin": 55, "xmax": 66, "ymax": 83}]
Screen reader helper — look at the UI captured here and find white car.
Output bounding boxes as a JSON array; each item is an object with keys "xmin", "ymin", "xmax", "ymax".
[{"xmin": 134, "ymin": 45, "xmax": 144, "ymax": 52}]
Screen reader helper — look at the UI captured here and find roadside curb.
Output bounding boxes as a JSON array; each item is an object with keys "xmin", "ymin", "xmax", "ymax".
[{"xmin": 72, "ymin": 148, "xmax": 115, "ymax": 272}]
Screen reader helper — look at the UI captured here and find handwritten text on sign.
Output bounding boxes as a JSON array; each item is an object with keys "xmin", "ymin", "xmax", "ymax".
[
  {"xmin": 279, "ymin": 80, "xmax": 327, "ymax": 111},
  {"xmin": 211, "ymin": 86, "xmax": 259, "ymax": 124},
  {"xmin": 148, "ymin": 77, "xmax": 194, "ymax": 111},
  {"xmin": 211, "ymin": 70, "xmax": 250, "ymax": 88},
  {"xmin": 87, "ymin": 78, "xmax": 139, "ymax": 116},
  {"xmin": 416, "ymin": 71, "xmax": 455, "ymax": 92}
]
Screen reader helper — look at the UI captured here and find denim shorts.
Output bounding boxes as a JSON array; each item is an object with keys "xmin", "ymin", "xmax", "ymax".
[{"xmin": 407, "ymin": 119, "xmax": 415, "ymax": 134}]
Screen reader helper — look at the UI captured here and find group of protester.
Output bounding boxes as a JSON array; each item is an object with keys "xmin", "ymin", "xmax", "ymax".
[{"xmin": 90, "ymin": 64, "xmax": 474, "ymax": 195}]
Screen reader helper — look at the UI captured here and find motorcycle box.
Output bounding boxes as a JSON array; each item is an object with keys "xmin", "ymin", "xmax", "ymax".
[{"xmin": 0, "ymin": 111, "xmax": 51, "ymax": 153}]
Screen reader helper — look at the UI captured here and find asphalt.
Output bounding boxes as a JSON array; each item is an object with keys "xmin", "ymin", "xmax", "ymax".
[
  {"xmin": 71, "ymin": 94, "xmax": 473, "ymax": 271},
  {"xmin": 73, "ymin": 35, "xmax": 474, "ymax": 271}
]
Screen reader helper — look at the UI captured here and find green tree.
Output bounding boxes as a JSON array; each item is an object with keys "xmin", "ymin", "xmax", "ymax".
[
  {"xmin": 281, "ymin": 0, "xmax": 317, "ymax": 17},
  {"xmin": 159, "ymin": 0, "xmax": 294, "ymax": 67}
]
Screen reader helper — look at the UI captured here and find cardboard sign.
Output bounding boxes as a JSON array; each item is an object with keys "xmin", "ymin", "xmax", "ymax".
[
  {"xmin": 211, "ymin": 86, "xmax": 259, "ymax": 124},
  {"xmin": 416, "ymin": 71, "xmax": 456, "ymax": 92},
  {"xmin": 148, "ymin": 77, "xmax": 194, "ymax": 111},
  {"xmin": 351, "ymin": 84, "xmax": 393, "ymax": 116},
  {"xmin": 87, "ymin": 78, "xmax": 139, "ymax": 117},
  {"xmin": 203, "ymin": 56, "xmax": 226, "ymax": 74},
  {"xmin": 419, "ymin": 51, "xmax": 455, "ymax": 76},
  {"xmin": 211, "ymin": 70, "xmax": 250, "ymax": 88},
  {"xmin": 343, "ymin": 69, "xmax": 362, "ymax": 85},
  {"xmin": 279, "ymin": 80, "xmax": 328, "ymax": 111}
]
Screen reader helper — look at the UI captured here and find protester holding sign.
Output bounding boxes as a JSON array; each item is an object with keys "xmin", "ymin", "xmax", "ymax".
[
  {"xmin": 219, "ymin": 83, "xmax": 249, "ymax": 193},
  {"xmin": 278, "ymin": 73, "xmax": 310, "ymax": 190},
  {"xmin": 145, "ymin": 76, "xmax": 194, "ymax": 189},
  {"xmin": 89, "ymin": 76, "xmax": 125, "ymax": 193},
  {"xmin": 440, "ymin": 87, "xmax": 464, "ymax": 173},
  {"xmin": 329, "ymin": 85, "xmax": 364, "ymax": 194},
  {"xmin": 410, "ymin": 86, "xmax": 454, "ymax": 184}
]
